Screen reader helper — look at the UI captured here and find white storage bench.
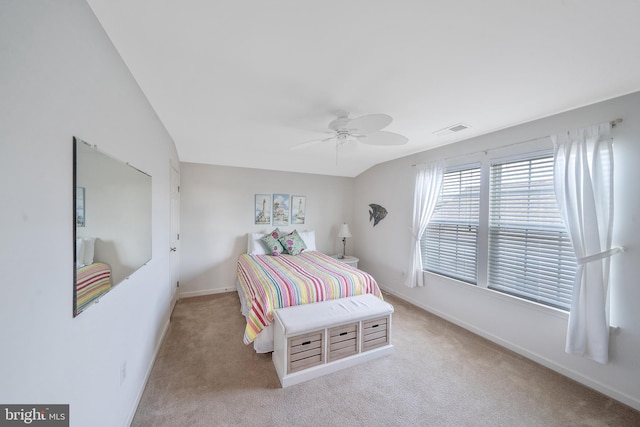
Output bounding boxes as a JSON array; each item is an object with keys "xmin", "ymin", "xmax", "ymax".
[{"xmin": 272, "ymin": 293, "xmax": 394, "ymax": 387}]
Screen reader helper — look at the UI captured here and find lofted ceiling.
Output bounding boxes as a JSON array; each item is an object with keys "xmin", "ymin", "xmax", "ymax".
[{"xmin": 87, "ymin": 0, "xmax": 640, "ymax": 177}]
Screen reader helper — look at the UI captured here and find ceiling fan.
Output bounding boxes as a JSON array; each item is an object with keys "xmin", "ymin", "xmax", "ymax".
[{"xmin": 292, "ymin": 112, "xmax": 409, "ymax": 151}]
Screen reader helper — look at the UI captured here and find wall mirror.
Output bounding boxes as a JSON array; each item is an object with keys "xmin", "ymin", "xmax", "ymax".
[{"xmin": 73, "ymin": 137, "xmax": 152, "ymax": 316}]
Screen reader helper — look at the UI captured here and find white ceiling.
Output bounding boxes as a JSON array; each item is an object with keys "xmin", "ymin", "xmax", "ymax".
[{"xmin": 87, "ymin": 0, "xmax": 640, "ymax": 177}]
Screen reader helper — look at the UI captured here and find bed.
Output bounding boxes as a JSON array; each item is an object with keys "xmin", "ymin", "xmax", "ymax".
[
  {"xmin": 75, "ymin": 237, "xmax": 112, "ymax": 312},
  {"xmin": 76, "ymin": 262, "xmax": 112, "ymax": 312},
  {"xmin": 236, "ymin": 230, "xmax": 383, "ymax": 353}
]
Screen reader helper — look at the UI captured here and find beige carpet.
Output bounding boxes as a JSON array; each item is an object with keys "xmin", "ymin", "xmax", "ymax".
[{"xmin": 132, "ymin": 292, "xmax": 640, "ymax": 426}]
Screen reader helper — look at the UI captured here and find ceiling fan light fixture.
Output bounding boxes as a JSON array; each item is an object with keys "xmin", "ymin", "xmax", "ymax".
[
  {"xmin": 292, "ymin": 112, "xmax": 408, "ymax": 151},
  {"xmin": 337, "ymin": 133, "xmax": 349, "ymax": 144}
]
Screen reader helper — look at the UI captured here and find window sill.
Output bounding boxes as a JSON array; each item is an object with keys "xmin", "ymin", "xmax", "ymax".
[{"xmin": 422, "ymin": 270, "xmax": 569, "ymax": 321}]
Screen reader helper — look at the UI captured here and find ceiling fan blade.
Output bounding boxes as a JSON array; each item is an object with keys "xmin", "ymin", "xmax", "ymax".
[
  {"xmin": 291, "ymin": 136, "xmax": 335, "ymax": 150},
  {"xmin": 328, "ymin": 115, "xmax": 350, "ymax": 131},
  {"xmin": 347, "ymin": 113, "xmax": 393, "ymax": 134},
  {"xmin": 356, "ymin": 131, "xmax": 408, "ymax": 146}
]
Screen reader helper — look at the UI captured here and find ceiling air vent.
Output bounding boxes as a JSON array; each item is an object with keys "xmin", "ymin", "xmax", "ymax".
[{"xmin": 433, "ymin": 123, "xmax": 470, "ymax": 136}]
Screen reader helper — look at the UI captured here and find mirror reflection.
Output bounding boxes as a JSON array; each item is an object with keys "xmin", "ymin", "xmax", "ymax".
[{"xmin": 73, "ymin": 137, "xmax": 152, "ymax": 316}]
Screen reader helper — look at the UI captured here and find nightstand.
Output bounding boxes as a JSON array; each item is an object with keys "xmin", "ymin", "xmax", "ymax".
[{"xmin": 331, "ymin": 255, "xmax": 359, "ymax": 268}]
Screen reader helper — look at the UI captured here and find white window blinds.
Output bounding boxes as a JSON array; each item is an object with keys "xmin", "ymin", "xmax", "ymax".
[
  {"xmin": 488, "ymin": 154, "xmax": 577, "ymax": 310},
  {"xmin": 422, "ymin": 166, "xmax": 480, "ymax": 284}
]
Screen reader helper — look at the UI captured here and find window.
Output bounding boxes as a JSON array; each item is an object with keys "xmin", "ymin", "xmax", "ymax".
[
  {"xmin": 488, "ymin": 154, "xmax": 577, "ymax": 310},
  {"xmin": 421, "ymin": 165, "xmax": 481, "ymax": 284},
  {"xmin": 420, "ymin": 151, "xmax": 577, "ymax": 311}
]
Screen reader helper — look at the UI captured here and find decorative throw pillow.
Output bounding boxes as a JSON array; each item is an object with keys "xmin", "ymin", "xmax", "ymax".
[
  {"xmin": 278, "ymin": 230, "xmax": 307, "ymax": 256},
  {"xmin": 261, "ymin": 228, "xmax": 285, "ymax": 256}
]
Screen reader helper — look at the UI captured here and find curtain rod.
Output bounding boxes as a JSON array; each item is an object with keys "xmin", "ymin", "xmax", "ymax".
[{"xmin": 412, "ymin": 118, "xmax": 622, "ymax": 167}]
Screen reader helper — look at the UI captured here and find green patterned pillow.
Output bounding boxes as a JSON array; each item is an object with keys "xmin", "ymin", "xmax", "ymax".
[
  {"xmin": 261, "ymin": 228, "xmax": 285, "ymax": 256},
  {"xmin": 278, "ymin": 229, "xmax": 307, "ymax": 256}
]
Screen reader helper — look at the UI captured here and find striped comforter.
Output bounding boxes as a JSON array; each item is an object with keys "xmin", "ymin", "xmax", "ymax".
[
  {"xmin": 237, "ymin": 251, "xmax": 382, "ymax": 344},
  {"xmin": 76, "ymin": 262, "xmax": 112, "ymax": 312}
]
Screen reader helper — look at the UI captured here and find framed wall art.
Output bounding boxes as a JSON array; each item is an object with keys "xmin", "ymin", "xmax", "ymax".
[
  {"xmin": 76, "ymin": 187, "xmax": 85, "ymax": 227},
  {"xmin": 291, "ymin": 195, "xmax": 306, "ymax": 224},
  {"xmin": 272, "ymin": 194, "xmax": 290, "ymax": 226},
  {"xmin": 255, "ymin": 194, "xmax": 271, "ymax": 225}
]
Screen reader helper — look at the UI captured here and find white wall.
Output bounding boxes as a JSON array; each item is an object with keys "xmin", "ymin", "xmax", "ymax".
[
  {"xmin": 354, "ymin": 91, "xmax": 640, "ymax": 410},
  {"xmin": 179, "ymin": 162, "xmax": 355, "ymax": 297},
  {"xmin": 0, "ymin": 1, "xmax": 179, "ymax": 426}
]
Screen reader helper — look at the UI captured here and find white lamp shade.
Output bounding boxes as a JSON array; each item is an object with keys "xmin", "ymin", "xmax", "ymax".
[{"xmin": 338, "ymin": 223, "xmax": 352, "ymax": 239}]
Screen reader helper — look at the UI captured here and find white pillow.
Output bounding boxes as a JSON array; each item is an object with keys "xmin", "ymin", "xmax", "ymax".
[
  {"xmin": 76, "ymin": 238, "xmax": 85, "ymax": 269},
  {"xmin": 82, "ymin": 237, "xmax": 96, "ymax": 266},
  {"xmin": 298, "ymin": 230, "xmax": 316, "ymax": 251},
  {"xmin": 247, "ymin": 232, "xmax": 268, "ymax": 255}
]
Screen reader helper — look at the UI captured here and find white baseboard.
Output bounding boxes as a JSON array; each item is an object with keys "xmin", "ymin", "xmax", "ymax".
[
  {"xmin": 179, "ymin": 287, "xmax": 235, "ymax": 299},
  {"xmin": 379, "ymin": 286, "xmax": 640, "ymax": 412}
]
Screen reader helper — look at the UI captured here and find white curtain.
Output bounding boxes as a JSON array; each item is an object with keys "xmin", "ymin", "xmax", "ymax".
[
  {"xmin": 552, "ymin": 123, "xmax": 622, "ymax": 364},
  {"xmin": 405, "ymin": 161, "xmax": 444, "ymax": 288}
]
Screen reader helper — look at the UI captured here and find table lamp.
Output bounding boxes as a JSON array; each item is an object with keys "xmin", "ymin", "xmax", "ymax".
[{"xmin": 338, "ymin": 223, "xmax": 352, "ymax": 259}]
